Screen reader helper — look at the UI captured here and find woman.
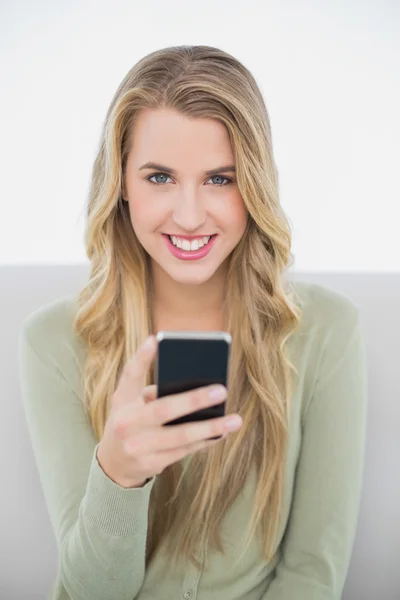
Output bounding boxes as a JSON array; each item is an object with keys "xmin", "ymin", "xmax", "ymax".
[{"xmin": 19, "ymin": 45, "xmax": 367, "ymax": 600}]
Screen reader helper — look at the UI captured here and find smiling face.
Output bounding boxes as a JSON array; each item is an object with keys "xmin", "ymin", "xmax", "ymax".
[{"xmin": 122, "ymin": 107, "xmax": 248, "ymax": 295}]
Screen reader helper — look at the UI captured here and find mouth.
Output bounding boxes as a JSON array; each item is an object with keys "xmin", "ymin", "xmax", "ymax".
[
  {"xmin": 164, "ymin": 234, "xmax": 217, "ymax": 240},
  {"xmin": 161, "ymin": 233, "xmax": 218, "ymax": 259},
  {"xmin": 165, "ymin": 234, "xmax": 217, "ymax": 247}
]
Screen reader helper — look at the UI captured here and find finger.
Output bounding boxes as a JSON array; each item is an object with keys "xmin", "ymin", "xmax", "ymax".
[
  {"xmin": 111, "ymin": 384, "xmax": 158, "ymax": 439},
  {"xmin": 145, "ymin": 384, "xmax": 227, "ymax": 428},
  {"xmin": 199, "ymin": 435, "xmax": 225, "ymax": 452},
  {"xmin": 143, "ymin": 384, "xmax": 158, "ymax": 403},
  {"xmin": 123, "ymin": 412, "xmax": 240, "ymax": 450},
  {"xmin": 155, "ymin": 434, "xmax": 226, "ymax": 466},
  {"xmin": 112, "ymin": 336, "xmax": 157, "ymax": 410},
  {"xmin": 114, "ymin": 385, "xmax": 228, "ymax": 443}
]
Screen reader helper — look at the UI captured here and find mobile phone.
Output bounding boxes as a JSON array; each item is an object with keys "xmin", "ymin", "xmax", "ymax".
[{"xmin": 155, "ymin": 331, "xmax": 231, "ymax": 438}]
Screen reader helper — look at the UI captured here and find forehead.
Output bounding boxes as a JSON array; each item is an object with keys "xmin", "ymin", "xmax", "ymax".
[{"xmin": 128, "ymin": 107, "xmax": 234, "ymax": 165}]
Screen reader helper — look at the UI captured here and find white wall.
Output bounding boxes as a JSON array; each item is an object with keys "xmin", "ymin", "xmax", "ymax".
[{"xmin": 1, "ymin": 0, "xmax": 399, "ymax": 270}]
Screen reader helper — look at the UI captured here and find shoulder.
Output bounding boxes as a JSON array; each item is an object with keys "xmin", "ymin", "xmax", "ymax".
[
  {"xmin": 290, "ymin": 279, "xmax": 361, "ymax": 337},
  {"xmin": 20, "ymin": 294, "xmax": 81, "ymax": 348},
  {"xmin": 19, "ymin": 295, "xmax": 87, "ymax": 392},
  {"xmin": 287, "ymin": 279, "xmax": 363, "ymax": 392}
]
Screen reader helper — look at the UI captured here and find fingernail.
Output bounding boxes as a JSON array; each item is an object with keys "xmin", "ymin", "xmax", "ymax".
[
  {"xmin": 225, "ymin": 416, "xmax": 242, "ymax": 430},
  {"xmin": 208, "ymin": 385, "xmax": 226, "ymax": 400}
]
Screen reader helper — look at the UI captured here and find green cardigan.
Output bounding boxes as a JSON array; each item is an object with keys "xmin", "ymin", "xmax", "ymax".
[{"xmin": 18, "ymin": 280, "xmax": 367, "ymax": 600}]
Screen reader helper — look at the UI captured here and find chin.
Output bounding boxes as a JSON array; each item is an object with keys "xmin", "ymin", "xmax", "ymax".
[{"xmin": 162, "ymin": 264, "xmax": 221, "ymax": 285}]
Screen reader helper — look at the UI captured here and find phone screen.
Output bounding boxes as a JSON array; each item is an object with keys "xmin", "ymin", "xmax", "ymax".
[{"xmin": 156, "ymin": 333, "xmax": 231, "ymax": 427}]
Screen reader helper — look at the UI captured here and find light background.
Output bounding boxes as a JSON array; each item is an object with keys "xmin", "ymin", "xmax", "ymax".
[{"xmin": 1, "ymin": 0, "xmax": 399, "ymax": 270}]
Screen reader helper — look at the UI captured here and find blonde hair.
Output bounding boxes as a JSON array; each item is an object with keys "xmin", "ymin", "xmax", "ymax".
[{"xmin": 73, "ymin": 45, "xmax": 302, "ymax": 570}]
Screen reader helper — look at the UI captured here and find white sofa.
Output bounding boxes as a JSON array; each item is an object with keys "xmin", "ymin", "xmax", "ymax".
[{"xmin": 1, "ymin": 265, "xmax": 399, "ymax": 599}]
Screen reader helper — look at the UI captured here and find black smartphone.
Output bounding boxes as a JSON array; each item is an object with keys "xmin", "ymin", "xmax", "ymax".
[{"xmin": 155, "ymin": 331, "xmax": 231, "ymax": 438}]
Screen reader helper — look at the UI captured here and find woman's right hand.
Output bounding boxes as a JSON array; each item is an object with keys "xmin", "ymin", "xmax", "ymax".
[{"xmin": 96, "ymin": 335, "xmax": 243, "ymax": 488}]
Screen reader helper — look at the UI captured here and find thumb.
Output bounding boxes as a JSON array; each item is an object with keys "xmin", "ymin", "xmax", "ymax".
[{"xmin": 112, "ymin": 335, "xmax": 157, "ymax": 410}]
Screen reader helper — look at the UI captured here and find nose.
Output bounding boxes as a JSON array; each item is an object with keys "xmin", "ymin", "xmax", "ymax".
[{"xmin": 171, "ymin": 189, "xmax": 207, "ymax": 232}]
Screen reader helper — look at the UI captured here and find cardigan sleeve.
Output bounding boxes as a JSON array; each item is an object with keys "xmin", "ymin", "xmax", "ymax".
[
  {"xmin": 262, "ymin": 309, "xmax": 368, "ymax": 600},
  {"xmin": 18, "ymin": 320, "xmax": 156, "ymax": 600}
]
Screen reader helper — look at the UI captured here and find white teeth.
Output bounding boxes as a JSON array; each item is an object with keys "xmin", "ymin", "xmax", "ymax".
[{"xmin": 171, "ymin": 235, "xmax": 211, "ymax": 251}]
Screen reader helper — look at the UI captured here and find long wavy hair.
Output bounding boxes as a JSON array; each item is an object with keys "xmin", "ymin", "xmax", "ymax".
[{"xmin": 73, "ymin": 45, "xmax": 303, "ymax": 571}]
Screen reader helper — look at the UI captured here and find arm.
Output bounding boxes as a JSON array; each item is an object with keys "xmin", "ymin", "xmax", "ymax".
[
  {"xmin": 263, "ymin": 308, "xmax": 368, "ymax": 600},
  {"xmin": 18, "ymin": 321, "xmax": 155, "ymax": 600}
]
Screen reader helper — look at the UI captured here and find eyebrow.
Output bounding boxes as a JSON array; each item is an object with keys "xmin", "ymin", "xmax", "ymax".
[{"xmin": 138, "ymin": 162, "xmax": 236, "ymax": 177}]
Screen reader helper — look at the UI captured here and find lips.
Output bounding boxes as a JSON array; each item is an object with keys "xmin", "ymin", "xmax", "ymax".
[{"xmin": 162, "ymin": 233, "xmax": 218, "ymax": 260}]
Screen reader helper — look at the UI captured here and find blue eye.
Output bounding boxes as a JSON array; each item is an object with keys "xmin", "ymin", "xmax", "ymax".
[
  {"xmin": 210, "ymin": 175, "xmax": 232, "ymax": 186},
  {"xmin": 145, "ymin": 172, "xmax": 233, "ymax": 186},
  {"xmin": 147, "ymin": 173, "xmax": 171, "ymax": 185}
]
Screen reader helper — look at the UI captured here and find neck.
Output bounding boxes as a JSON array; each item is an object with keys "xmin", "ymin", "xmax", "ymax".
[{"xmin": 150, "ymin": 261, "xmax": 228, "ymax": 328}]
